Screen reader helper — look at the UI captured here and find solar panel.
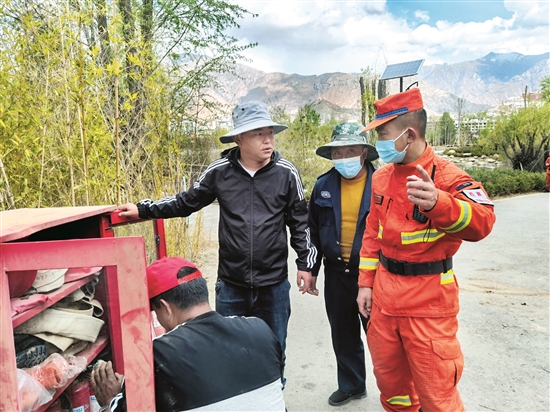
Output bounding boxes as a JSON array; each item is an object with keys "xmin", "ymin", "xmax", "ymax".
[{"xmin": 380, "ymin": 59, "xmax": 425, "ymax": 80}]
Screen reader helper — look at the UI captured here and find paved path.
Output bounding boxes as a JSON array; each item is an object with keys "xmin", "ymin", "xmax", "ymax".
[{"xmin": 198, "ymin": 193, "xmax": 549, "ymax": 412}]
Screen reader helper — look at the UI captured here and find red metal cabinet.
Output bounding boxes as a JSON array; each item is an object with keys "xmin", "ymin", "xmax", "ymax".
[{"xmin": 0, "ymin": 206, "xmax": 163, "ymax": 411}]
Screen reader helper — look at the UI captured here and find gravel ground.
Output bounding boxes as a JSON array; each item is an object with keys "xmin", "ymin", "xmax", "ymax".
[{"xmin": 194, "ymin": 192, "xmax": 549, "ymax": 412}]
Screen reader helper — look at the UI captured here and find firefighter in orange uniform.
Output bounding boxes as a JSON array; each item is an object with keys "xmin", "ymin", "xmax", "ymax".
[{"xmin": 357, "ymin": 88, "xmax": 496, "ymax": 412}]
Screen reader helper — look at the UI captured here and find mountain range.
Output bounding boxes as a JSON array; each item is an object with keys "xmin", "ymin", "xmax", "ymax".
[
  {"xmin": 417, "ymin": 52, "xmax": 549, "ymax": 107},
  {"xmin": 209, "ymin": 52, "xmax": 549, "ymax": 121}
]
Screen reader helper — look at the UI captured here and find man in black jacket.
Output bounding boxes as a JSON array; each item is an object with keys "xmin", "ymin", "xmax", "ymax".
[
  {"xmin": 117, "ymin": 102, "xmax": 317, "ymax": 384},
  {"xmin": 91, "ymin": 257, "xmax": 285, "ymax": 411}
]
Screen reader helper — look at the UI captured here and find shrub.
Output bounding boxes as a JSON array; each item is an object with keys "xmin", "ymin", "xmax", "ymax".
[
  {"xmin": 444, "ymin": 146, "xmax": 500, "ymax": 158},
  {"xmin": 466, "ymin": 168, "xmax": 545, "ymax": 197},
  {"xmin": 302, "ymin": 175, "xmax": 319, "ymax": 203}
]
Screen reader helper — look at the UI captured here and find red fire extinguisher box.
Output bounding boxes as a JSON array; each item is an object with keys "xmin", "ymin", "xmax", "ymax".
[{"xmin": 0, "ymin": 206, "xmax": 162, "ymax": 411}]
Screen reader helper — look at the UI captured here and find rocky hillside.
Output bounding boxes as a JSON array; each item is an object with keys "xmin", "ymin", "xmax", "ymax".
[
  {"xmin": 211, "ymin": 68, "xmax": 362, "ymax": 120},
  {"xmin": 418, "ymin": 52, "xmax": 549, "ymax": 106},
  {"xmin": 209, "ymin": 52, "xmax": 549, "ymax": 121}
]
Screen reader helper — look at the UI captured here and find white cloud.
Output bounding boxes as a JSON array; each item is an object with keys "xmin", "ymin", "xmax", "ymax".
[
  {"xmin": 230, "ymin": 0, "xmax": 550, "ymax": 75},
  {"xmin": 415, "ymin": 10, "xmax": 430, "ymax": 23},
  {"xmin": 504, "ymin": 0, "xmax": 550, "ymax": 27}
]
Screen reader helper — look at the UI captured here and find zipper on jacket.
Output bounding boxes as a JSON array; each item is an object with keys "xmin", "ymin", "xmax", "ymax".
[
  {"xmin": 249, "ymin": 176, "xmax": 255, "ymax": 287},
  {"xmin": 385, "ymin": 197, "xmax": 393, "ymax": 215},
  {"xmin": 384, "ymin": 197, "xmax": 396, "ymax": 255}
]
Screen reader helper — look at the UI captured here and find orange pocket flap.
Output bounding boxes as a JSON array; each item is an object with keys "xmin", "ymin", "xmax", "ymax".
[{"xmin": 432, "ymin": 338, "xmax": 461, "ymax": 360}]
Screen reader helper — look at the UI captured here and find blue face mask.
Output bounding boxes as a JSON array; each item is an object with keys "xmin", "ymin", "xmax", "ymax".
[
  {"xmin": 376, "ymin": 129, "xmax": 409, "ymax": 164},
  {"xmin": 333, "ymin": 155, "xmax": 363, "ymax": 179}
]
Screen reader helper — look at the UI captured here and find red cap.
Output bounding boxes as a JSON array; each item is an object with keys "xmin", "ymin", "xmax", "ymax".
[
  {"xmin": 146, "ymin": 257, "xmax": 202, "ymax": 299},
  {"xmin": 362, "ymin": 88, "xmax": 424, "ymax": 131}
]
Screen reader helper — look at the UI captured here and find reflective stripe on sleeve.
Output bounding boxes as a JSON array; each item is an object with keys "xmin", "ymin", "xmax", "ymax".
[
  {"xmin": 440, "ymin": 269, "xmax": 455, "ymax": 285},
  {"xmin": 441, "ymin": 200, "xmax": 472, "ymax": 233},
  {"xmin": 378, "ymin": 224, "xmax": 383, "ymax": 239},
  {"xmin": 387, "ymin": 395, "xmax": 412, "ymax": 406},
  {"xmin": 401, "ymin": 228, "xmax": 445, "ymax": 244},
  {"xmin": 359, "ymin": 257, "xmax": 379, "ymax": 270}
]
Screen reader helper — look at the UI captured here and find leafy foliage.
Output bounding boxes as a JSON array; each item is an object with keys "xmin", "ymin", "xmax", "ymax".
[
  {"xmin": 489, "ymin": 104, "xmax": 550, "ymax": 171},
  {"xmin": 540, "ymin": 75, "xmax": 550, "ymax": 104},
  {"xmin": 0, "ymin": 0, "xmax": 255, "ymax": 261},
  {"xmin": 0, "ymin": 0, "xmax": 254, "ymax": 210},
  {"xmin": 275, "ymin": 105, "xmax": 338, "ymax": 200},
  {"xmin": 436, "ymin": 112, "xmax": 457, "ymax": 146},
  {"xmin": 359, "ymin": 67, "xmax": 377, "ymax": 126}
]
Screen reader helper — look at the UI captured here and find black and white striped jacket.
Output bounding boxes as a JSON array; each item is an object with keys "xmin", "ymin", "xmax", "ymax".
[{"xmin": 137, "ymin": 148, "xmax": 317, "ymax": 288}]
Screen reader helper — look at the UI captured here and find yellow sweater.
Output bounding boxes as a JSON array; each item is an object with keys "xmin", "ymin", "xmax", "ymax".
[{"xmin": 340, "ymin": 172, "xmax": 366, "ymax": 262}]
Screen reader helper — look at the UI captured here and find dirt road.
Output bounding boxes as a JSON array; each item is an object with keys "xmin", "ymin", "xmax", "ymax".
[{"xmin": 197, "ymin": 193, "xmax": 549, "ymax": 412}]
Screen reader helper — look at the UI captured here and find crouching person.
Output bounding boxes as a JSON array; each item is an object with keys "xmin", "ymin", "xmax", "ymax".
[{"xmin": 91, "ymin": 257, "xmax": 285, "ymax": 411}]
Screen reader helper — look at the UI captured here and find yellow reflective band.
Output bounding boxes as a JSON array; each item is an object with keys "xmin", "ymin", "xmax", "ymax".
[
  {"xmin": 359, "ymin": 257, "xmax": 379, "ymax": 270},
  {"xmin": 441, "ymin": 200, "xmax": 472, "ymax": 233},
  {"xmin": 401, "ymin": 228, "xmax": 445, "ymax": 245},
  {"xmin": 378, "ymin": 224, "xmax": 383, "ymax": 239},
  {"xmin": 440, "ymin": 269, "xmax": 455, "ymax": 285},
  {"xmin": 387, "ymin": 395, "xmax": 412, "ymax": 406}
]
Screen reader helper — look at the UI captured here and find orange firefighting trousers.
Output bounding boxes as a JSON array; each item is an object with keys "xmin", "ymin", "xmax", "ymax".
[
  {"xmin": 368, "ymin": 303, "xmax": 465, "ymax": 412},
  {"xmin": 359, "ymin": 146, "xmax": 495, "ymax": 412}
]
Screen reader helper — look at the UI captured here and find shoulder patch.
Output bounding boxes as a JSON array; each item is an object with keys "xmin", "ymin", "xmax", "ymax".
[
  {"xmin": 374, "ymin": 193, "xmax": 384, "ymax": 205},
  {"xmin": 462, "ymin": 189, "xmax": 494, "ymax": 206},
  {"xmin": 455, "ymin": 181, "xmax": 473, "ymax": 191},
  {"xmin": 321, "ymin": 191, "xmax": 331, "ymax": 199}
]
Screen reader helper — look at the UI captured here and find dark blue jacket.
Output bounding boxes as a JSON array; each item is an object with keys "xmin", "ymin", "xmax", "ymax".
[{"xmin": 308, "ymin": 163, "xmax": 375, "ymax": 277}]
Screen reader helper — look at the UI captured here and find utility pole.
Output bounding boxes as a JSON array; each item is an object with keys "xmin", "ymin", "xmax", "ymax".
[
  {"xmin": 456, "ymin": 97, "xmax": 465, "ymax": 147},
  {"xmin": 359, "ymin": 76, "xmax": 367, "ymax": 126}
]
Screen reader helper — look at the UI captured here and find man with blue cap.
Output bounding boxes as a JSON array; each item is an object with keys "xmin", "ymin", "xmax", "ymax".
[{"xmin": 117, "ymin": 102, "xmax": 317, "ymax": 386}]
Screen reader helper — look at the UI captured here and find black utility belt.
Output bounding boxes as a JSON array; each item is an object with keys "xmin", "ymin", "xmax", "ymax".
[{"xmin": 379, "ymin": 252, "xmax": 452, "ymax": 276}]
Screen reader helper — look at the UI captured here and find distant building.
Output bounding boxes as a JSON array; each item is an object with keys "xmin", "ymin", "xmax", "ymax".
[
  {"xmin": 500, "ymin": 92, "xmax": 543, "ymax": 110},
  {"xmin": 453, "ymin": 116, "xmax": 496, "ymax": 137},
  {"xmin": 215, "ymin": 120, "xmax": 232, "ymax": 130}
]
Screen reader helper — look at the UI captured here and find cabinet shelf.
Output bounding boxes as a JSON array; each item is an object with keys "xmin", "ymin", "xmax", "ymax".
[
  {"xmin": 34, "ymin": 334, "xmax": 109, "ymax": 412},
  {"xmin": 1, "ymin": 207, "xmax": 157, "ymax": 411},
  {"xmin": 12, "ymin": 274, "xmax": 99, "ymax": 328}
]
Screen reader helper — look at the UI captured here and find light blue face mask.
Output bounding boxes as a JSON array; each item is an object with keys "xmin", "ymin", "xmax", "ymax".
[
  {"xmin": 333, "ymin": 155, "xmax": 363, "ymax": 179},
  {"xmin": 376, "ymin": 129, "xmax": 409, "ymax": 164}
]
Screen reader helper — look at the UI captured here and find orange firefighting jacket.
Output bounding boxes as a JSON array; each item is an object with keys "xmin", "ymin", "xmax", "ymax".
[{"xmin": 359, "ymin": 145, "xmax": 496, "ymax": 317}]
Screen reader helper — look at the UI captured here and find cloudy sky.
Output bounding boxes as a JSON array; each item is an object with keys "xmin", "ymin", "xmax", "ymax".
[{"xmin": 229, "ymin": 0, "xmax": 550, "ymax": 75}]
